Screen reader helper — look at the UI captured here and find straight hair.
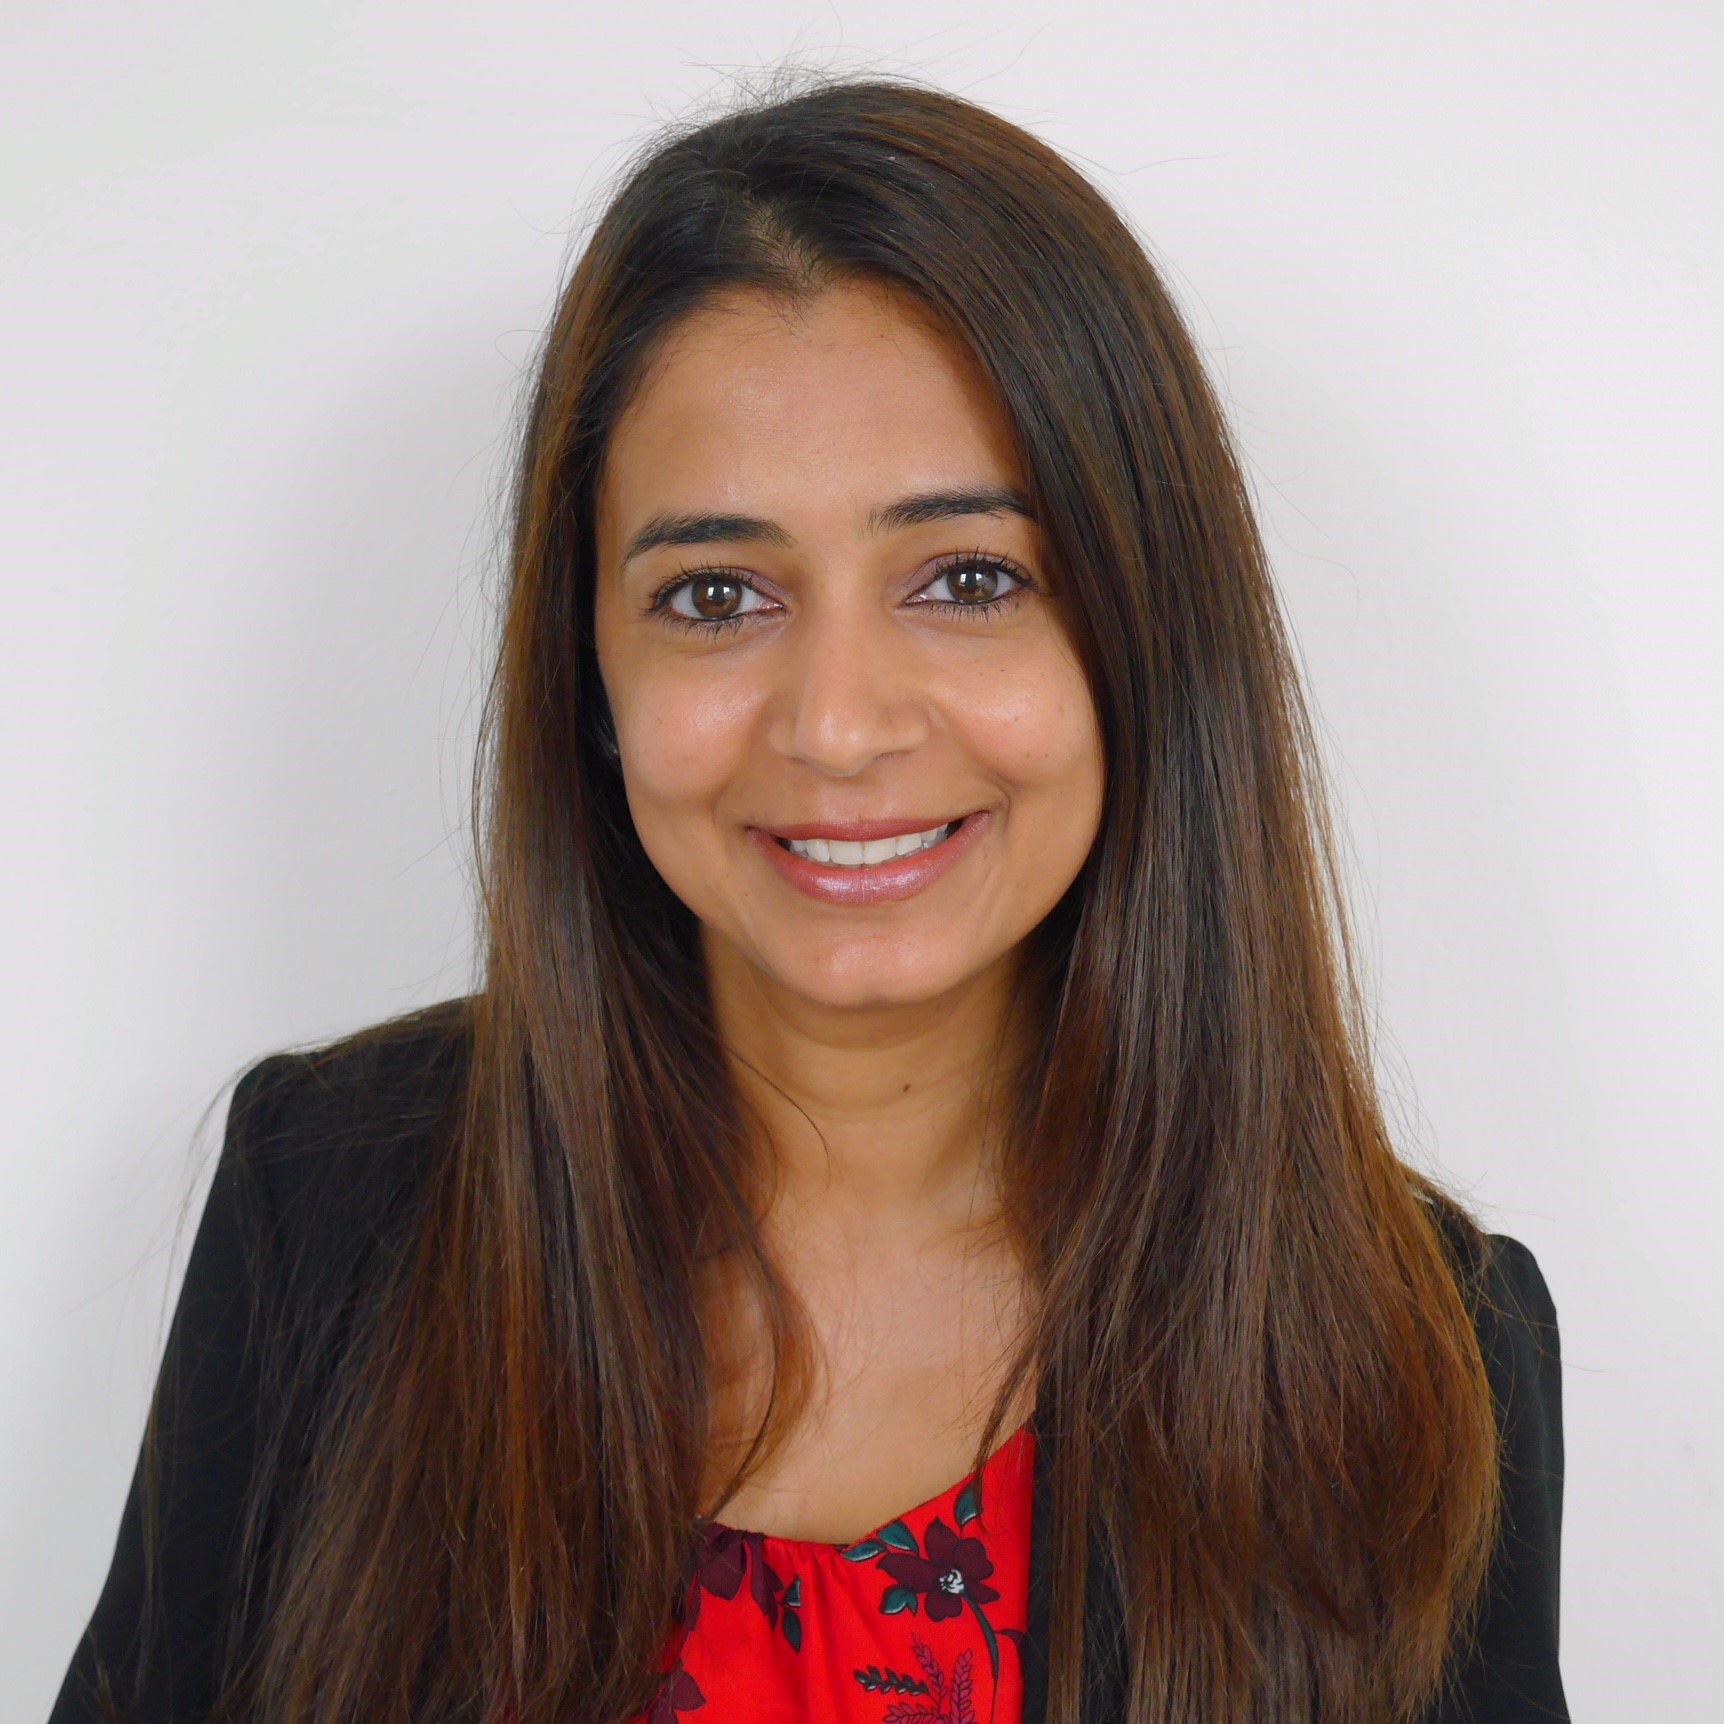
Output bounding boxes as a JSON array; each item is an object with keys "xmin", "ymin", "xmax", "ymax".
[{"xmin": 204, "ymin": 70, "xmax": 1498, "ymax": 1724}]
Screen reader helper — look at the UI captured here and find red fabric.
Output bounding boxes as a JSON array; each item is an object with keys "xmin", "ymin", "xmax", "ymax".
[{"xmin": 640, "ymin": 1426, "xmax": 1036, "ymax": 1724}]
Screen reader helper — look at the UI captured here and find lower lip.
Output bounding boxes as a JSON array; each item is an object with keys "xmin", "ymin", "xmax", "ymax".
[{"xmin": 748, "ymin": 812, "xmax": 991, "ymax": 906}]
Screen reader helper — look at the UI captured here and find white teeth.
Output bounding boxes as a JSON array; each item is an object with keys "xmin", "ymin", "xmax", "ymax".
[{"xmin": 783, "ymin": 821, "xmax": 956, "ymax": 867}]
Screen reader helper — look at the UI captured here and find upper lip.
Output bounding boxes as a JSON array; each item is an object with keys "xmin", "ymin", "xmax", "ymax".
[{"xmin": 759, "ymin": 815, "xmax": 968, "ymax": 842}]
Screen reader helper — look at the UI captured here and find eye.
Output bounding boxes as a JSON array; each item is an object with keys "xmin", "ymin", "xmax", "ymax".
[
  {"xmin": 911, "ymin": 552, "xmax": 1031, "ymax": 611},
  {"xmin": 656, "ymin": 571, "xmax": 775, "ymax": 627}
]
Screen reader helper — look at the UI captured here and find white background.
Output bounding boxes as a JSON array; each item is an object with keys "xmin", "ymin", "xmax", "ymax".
[{"xmin": 4, "ymin": 3, "xmax": 1719, "ymax": 1717}]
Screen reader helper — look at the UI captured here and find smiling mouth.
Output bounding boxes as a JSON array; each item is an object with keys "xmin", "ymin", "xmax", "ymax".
[{"xmin": 772, "ymin": 820, "xmax": 962, "ymax": 868}]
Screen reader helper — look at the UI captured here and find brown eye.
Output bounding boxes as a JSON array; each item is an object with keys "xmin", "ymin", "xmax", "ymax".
[
  {"xmin": 946, "ymin": 560, "xmax": 1001, "ymax": 602},
  {"xmin": 916, "ymin": 555, "xmax": 1026, "ymax": 609},
  {"xmin": 663, "ymin": 573, "xmax": 769, "ymax": 625},
  {"xmin": 691, "ymin": 575, "xmax": 742, "ymax": 618}
]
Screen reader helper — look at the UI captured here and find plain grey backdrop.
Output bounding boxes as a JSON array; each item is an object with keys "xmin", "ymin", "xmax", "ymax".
[{"xmin": 4, "ymin": 3, "xmax": 1720, "ymax": 1717}]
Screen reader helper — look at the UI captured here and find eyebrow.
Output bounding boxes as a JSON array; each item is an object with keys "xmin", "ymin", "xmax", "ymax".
[{"xmin": 618, "ymin": 484, "xmax": 1035, "ymax": 570}]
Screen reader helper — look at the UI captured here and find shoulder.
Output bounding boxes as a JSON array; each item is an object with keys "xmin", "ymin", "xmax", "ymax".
[
  {"xmin": 224, "ymin": 995, "xmax": 475, "ymax": 1321},
  {"xmin": 1462, "ymin": 1227, "xmax": 1565, "ymax": 1607},
  {"xmin": 232, "ymin": 993, "xmax": 475, "ymax": 1156},
  {"xmin": 1425, "ymin": 1206, "xmax": 1567, "ymax": 1721},
  {"xmin": 44, "ymin": 1000, "xmax": 478, "ymax": 1724},
  {"xmin": 1475, "ymin": 1233, "xmax": 1562, "ymax": 1466},
  {"xmin": 1434, "ymin": 1211, "xmax": 1563, "ymax": 1479}
]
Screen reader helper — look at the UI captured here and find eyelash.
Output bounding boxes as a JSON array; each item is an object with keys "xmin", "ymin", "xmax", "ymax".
[{"xmin": 645, "ymin": 549, "xmax": 1037, "ymax": 635}]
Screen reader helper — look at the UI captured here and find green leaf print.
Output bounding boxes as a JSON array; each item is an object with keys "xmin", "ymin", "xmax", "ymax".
[
  {"xmin": 876, "ymin": 1520, "xmax": 919, "ymax": 1554},
  {"xmin": 953, "ymin": 1476, "xmax": 983, "ymax": 1528}
]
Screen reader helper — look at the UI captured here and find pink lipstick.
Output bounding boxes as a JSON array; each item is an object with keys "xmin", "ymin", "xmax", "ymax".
[{"xmin": 748, "ymin": 811, "xmax": 991, "ymax": 905}]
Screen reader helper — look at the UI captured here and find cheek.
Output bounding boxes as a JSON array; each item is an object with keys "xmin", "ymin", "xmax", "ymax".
[
  {"xmin": 953, "ymin": 644, "xmax": 1104, "ymax": 811},
  {"xmin": 615, "ymin": 665, "xmax": 762, "ymax": 832}
]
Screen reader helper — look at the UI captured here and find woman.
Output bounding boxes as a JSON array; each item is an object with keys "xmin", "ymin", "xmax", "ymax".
[{"xmin": 51, "ymin": 74, "xmax": 1564, "ymax": 1724}]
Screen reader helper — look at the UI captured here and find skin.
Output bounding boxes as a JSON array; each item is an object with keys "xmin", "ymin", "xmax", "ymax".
[{"xmin": 593, "ymin": 278, "xmax": 1105, "ymax": 1541}]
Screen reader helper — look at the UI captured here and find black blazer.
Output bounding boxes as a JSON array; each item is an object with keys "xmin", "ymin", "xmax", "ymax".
[{"xmin": 50, "ymin": 1004, "xmax": 1568, "ymax": 1723}]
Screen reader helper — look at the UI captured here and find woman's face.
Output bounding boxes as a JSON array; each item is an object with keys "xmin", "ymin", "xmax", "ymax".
[{"xmin": 593, "ymin": 279, "xmax": 1104, "ymax": 1013}]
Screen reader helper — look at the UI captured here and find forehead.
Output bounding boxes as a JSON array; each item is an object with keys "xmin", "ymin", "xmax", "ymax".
[{"xmin": 596, "ymin": 281, "xmax": 1026, "ymax": 539}]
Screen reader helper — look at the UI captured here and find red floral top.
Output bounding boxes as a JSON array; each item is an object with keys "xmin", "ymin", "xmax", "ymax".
[{"xmin": 640, "ymin": 1426, "xmax": 1036, "ymax": 1724}]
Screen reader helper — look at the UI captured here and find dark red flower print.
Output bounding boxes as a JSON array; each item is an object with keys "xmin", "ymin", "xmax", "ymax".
[
  {"xmin": 748, "ymin": 1537, "xmax": 785, "ymax": 1630},
  {"xmin": 694, "ymin": 1528, "xmax": 751, "ymax": 1600},
  {"xmin": 647, "ymin": 1665, "xmax": 705, "ymax": 1723},
  {"xmin": 878, "ymin": 1517, "xmax": 1000, "ymax": 1622},
  {"xmin": 686, "ymin": 1523, "xmax": 803, "ymax": 1648}
]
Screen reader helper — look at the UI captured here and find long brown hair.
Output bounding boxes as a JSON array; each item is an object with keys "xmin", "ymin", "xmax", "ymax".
[{"xmin": 222, "ymin": 70, "xmax": 1499, "ymax": 1724}]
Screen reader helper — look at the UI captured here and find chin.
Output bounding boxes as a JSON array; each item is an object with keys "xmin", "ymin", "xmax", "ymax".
[{"xmin": 764, "ymin": 930, "xmax": 990, "ymax": 1013}]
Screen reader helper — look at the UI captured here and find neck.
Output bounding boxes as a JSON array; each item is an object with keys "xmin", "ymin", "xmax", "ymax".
[{"xmin": 702, "ymin": 933, "xmax": 1028, "ymax": 1234}]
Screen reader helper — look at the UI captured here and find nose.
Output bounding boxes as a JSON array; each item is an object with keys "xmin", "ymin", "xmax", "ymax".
[{"xmin": 768, "ymin": 596, "xmax": 931, "ymax": 777}]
